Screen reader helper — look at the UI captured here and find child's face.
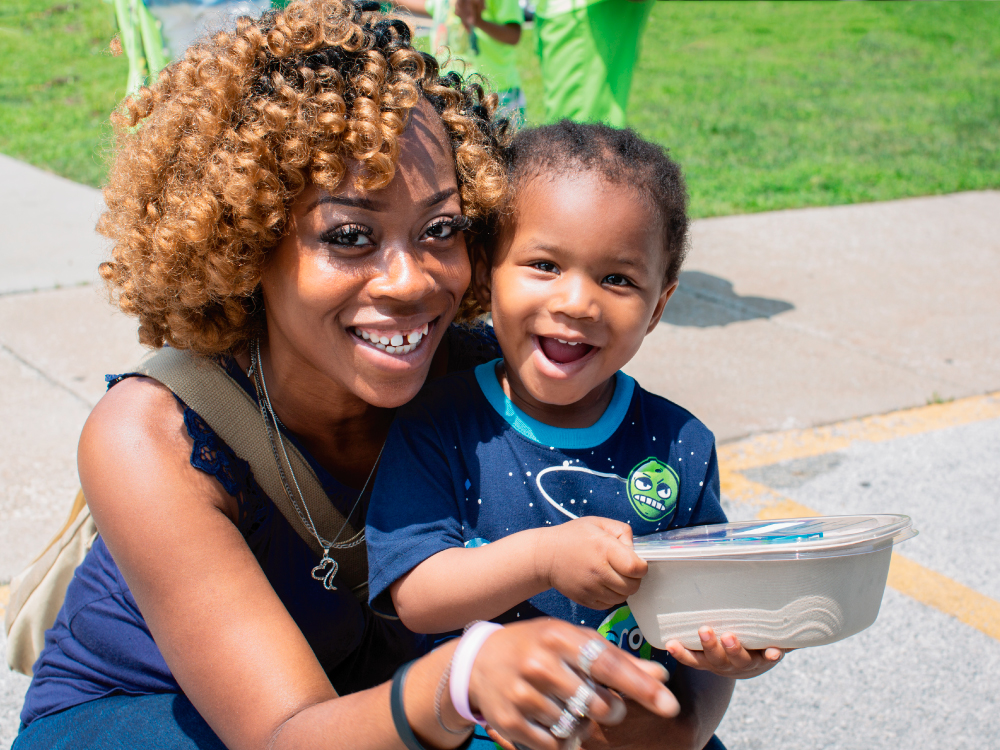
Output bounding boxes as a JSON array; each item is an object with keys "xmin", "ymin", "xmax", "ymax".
[{"xmin": 476, "ymin": 171, "xmax": 677, "ymax": 411}]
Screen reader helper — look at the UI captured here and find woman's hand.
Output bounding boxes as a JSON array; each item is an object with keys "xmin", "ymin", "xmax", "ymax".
[
  {"xmin": 467, "ymin": 620, "xmax": 678, "ymax": 750},
  {"xmin": 665, "ymin": 627, "xmax": 789, "ymax": 680},
  {"xmin": 540, "ymin": 518, "xmax": 648, "ymax": 611}
]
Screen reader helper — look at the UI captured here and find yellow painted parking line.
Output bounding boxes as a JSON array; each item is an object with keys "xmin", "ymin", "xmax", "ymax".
[
  {"xmin": 887, "ymin": 555, "xmax": 1000, "ymax": 641},
  {"xmin": 720, "ymin": 469, "xmax": 786, "ymax": 507},
  {"xmin": 719, "ymin": 391, "xmax": 1000, "ymax": 472}
]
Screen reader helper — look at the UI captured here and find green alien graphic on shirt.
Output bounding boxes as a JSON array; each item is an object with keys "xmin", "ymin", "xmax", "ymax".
[{"xmin": 627, "ymin": 457, "xmax": 679, "ymax": 523}]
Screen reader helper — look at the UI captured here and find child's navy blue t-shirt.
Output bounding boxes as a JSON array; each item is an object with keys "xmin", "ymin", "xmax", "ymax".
[{"xmin": 367, "ymin": 359, "xmax": 726, "ymax": 661}]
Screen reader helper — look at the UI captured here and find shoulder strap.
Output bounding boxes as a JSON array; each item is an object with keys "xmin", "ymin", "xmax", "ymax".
[{"xmin": 134, "ymin": 348, "xmax": 368, "ymax": 600}]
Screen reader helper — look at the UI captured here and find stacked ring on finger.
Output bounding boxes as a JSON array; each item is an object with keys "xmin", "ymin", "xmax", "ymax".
[
  {"xmin": 564, "ymin": 681, "xmax": 596, "ymax": 720},
  {"xmin": 550, "ymin": 681, "xmax": 596, "ymax": 739},
  {"xmin": 576, "ymin": 639, "xmax": 608, "ymax": 678},
  {"xmin": 549, "ymin": 709, "xmax": 581, "ymax": 740}
]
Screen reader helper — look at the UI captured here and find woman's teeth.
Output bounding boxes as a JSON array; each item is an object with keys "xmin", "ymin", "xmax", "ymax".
[
  {"xmin": 354, "ymin": 324, "xmax": 429, "ymax": 355},
  {"xmin": 556, "ymin": 339, "xmax": 580, "ymax": 346}
]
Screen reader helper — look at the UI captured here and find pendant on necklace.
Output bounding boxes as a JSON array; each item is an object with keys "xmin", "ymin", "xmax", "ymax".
[{"xmin": 312, "ymin": 548, "xmax": 340, "ymax": 590}]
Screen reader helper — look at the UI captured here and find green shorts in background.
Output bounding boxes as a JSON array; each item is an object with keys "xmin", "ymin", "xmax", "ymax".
[{"xmin": 535, "ymin": 0, "xmax": 654, "ymax": 127}]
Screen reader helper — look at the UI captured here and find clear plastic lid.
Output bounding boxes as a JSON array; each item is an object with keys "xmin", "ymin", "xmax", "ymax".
[{"xmin": 633, "ymin": 515, "xmax": 917, "ymax": 562}]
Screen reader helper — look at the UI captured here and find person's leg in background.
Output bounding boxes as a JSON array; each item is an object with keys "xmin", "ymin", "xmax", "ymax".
[
  {"xmin": 535, "ymin": 0, "xmax": 653, "ymax": 126},
  {"xmin": 587, "ymin": 0, "xmax": 653, "ymax": 124}
]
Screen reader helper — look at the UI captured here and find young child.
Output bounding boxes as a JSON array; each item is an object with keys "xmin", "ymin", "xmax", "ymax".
[
  {"xmin": 395, "ymin": 0, "xmax": 526, "ymax": 121},
  {"xmin": 366, "ymin": 122, "xmax": 782, "ymax": 680}
]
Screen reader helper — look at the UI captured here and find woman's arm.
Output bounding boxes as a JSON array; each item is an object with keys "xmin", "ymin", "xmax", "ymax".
[{"xmin": 80, "ymin": 377, "xmax": 383, "ymax": 750}]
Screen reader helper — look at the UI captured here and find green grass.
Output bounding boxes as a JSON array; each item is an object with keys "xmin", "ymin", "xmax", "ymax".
[
  {"xmin": 2, "ymin": 0, "xmax": 998, "ymax": 217},
  {"xmin": 515, "ymin": 1, "xmax": 1000, "ymax": 217},
  {"xmin": 0, "ymin": 0, "xmax": 127, "ymax": 187}
]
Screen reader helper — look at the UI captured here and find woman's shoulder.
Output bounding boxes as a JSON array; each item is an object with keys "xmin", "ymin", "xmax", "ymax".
[
  {"xmin": 84, "ymin": 375, "xmax": 187, "ymax": 453},
  {"xmin": 79, "ymin": 374, "xmax": 238, "ymax": 520}
]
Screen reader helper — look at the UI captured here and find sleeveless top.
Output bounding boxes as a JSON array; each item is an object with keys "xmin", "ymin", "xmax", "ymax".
[{"xmin": 20, "ymin": 324, "xmax": 500, "ymax": 727}]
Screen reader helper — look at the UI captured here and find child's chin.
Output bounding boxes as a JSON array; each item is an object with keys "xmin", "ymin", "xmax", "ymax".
[{"xmin": 528, "ymin": 379, "xmax": 593, "ymax": 407}]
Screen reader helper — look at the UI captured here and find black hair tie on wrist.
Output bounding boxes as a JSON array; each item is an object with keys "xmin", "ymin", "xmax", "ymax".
[{"xmin": 391, "ymin": 660, "xmax": 474, "ymax": 750}]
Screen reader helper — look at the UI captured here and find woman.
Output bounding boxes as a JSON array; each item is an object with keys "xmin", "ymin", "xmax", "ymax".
[{"xmin": 13, "ymin": 2, "xmax": 732, "ymax": 748}]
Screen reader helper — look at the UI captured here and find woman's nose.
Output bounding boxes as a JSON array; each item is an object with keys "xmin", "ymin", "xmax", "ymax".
[
  {"xmin": 550, "ymin": 274, "xmax": 601, "ymax": 321},
  {"xmin": 368, "ymin": 243, "xmax": 436, "ymax": 302}
]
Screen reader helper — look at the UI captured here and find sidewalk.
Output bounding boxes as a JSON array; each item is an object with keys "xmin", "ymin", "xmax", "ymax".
[{"xmin": 0, "ymin": 154, "xmax": 997, "ymax": 749}]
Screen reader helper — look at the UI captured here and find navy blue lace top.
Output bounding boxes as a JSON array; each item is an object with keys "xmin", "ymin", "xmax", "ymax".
[{"xmin": 20, "ymin": 324, "xmax": 500, "ymax": 727}]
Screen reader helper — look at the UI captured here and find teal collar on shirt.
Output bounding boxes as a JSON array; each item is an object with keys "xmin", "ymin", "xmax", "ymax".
[{"xmin": 474, "ymin": 358, "xmax": 635, "ymax": 450}]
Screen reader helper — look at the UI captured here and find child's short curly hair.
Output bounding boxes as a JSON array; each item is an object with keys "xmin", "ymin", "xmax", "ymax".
[
  {"xmin": 492, "ymin": 120, "xmax": 689, "ymax": 285},
  {"xmin": 98, "ymin": 0, "xmax": 509, "ymax": 355}
]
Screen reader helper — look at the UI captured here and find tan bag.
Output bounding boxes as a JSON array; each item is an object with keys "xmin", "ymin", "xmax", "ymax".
[
  {"xmin": 4, "ymin": 347, "xmax": 368, "ymax": 676},
  {"xmin": 4, "ymin": 490, "xmax": 98, "ymax": 676}
]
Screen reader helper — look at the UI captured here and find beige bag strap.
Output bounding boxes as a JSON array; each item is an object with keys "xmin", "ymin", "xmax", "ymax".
[{"xmin": 134, "ymin": 348, "xmax": 368, "ymax": 598}]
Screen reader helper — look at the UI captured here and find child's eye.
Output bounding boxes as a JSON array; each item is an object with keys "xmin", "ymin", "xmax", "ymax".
[
  {"xmin": 321, "ymin": 224, "xmax": 375, "ymax": 247},
  {"xmin": 423, "ymin": 215, "xmax": 470, "ymax": 241},
  {"xmin": 532, "ymin": 261, "xmax": 559, "ymax": 274},
  {"xmin": 603, "ymin": 274, "xmax": 633, "ymax": 287}
]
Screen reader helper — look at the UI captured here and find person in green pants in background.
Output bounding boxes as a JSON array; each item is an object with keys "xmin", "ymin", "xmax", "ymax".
[
  {"xmin": 395, "ymin": 0, "xmax": 526, "ymax": 122},
  {"xmin": 534, "ymin": 0, "xmax": 653, "ymax": 127}
]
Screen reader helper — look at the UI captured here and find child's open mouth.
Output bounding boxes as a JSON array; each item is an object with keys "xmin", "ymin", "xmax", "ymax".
[{"xmin": 537, "ymin": 336, "xmax": 595, "ymax": 365}]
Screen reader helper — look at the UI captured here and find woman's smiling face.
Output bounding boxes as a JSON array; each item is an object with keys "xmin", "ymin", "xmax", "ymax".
[{"xmin": 260, "ymin": 100, "xmax": 471, "ymax": 409}]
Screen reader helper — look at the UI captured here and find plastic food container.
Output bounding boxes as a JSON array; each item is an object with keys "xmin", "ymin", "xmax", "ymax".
[{"xmin": 627, "ymin": 515, "xmax": 917, "ymax": 651}]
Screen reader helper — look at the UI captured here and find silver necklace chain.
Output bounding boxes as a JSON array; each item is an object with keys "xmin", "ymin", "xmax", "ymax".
[{"xmin": 249, "ymin": 339, "xmax": 384, "ymax": 590}]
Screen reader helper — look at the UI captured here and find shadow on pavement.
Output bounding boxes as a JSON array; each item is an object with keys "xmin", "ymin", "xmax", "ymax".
[{"xmin": 663, "ymin": 270, "xmax": 794, "ymax": 327}]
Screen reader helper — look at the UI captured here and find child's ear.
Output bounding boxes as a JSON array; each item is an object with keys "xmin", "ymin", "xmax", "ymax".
[
  {"xmin": 471, "ymin": 243, "xmax": 492, "ymax": 313},
  {"xmin": 646, "ymin": 280, "xmax": 679, "ymax": 335}
]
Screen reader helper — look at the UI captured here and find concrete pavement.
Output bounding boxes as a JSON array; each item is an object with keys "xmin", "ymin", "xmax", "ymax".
[
  {"xmin": 0, "ymin": 154, "xmax": 997, "ymax": 749},
  {"xmin": 0, "ymin": 154, "xmax": 108, "ymax": 295},
  {"xmin": 626, "ymin": 191, "xmax": 1000, "ymax": 442},
  {"xmin": 0, "ymin": 159, "xmax": 146, "ymax": 750},
  {"xmin": 714, "ymin": 397, "xmax": 1000, "ymax": 749}
]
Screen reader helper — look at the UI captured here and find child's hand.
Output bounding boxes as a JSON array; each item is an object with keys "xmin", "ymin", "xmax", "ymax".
[
  {"xmin": 665, "ymin": 626, "xmax": 789, "ymax": 680},
  {"xmin": 539, "ymin": 517, "xmax": 648, "ymax": 610}
]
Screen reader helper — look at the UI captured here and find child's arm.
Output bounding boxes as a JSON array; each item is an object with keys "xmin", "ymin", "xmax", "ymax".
[
  {"xmin": 391, "ymin": 516, "xmax": 648, "ymax": 634},
  {"xmin": 455, "ymin": 0, "xmax": 521, "ymax": 45}
]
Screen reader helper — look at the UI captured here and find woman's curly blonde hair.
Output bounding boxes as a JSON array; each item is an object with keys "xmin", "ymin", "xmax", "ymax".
[{"xmin": 98, "ymin": 0, "xmax": 509, "ymax": 355}]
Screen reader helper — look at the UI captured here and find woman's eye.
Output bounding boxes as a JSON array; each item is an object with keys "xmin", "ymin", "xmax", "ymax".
[
  {"xmin": 322, "ymin": 224, "xmax": 374, "ymax": 247},
  {"xmin": 532, "ymin": 261, "xmax": 558, "ymax": 274},
  {"xmin": 423, "ymin": 215, "xmax": 470, "ymax": 241},
  {"xmin": 603, "ymin": 274, "xmax": 633, "ymax": 287}
]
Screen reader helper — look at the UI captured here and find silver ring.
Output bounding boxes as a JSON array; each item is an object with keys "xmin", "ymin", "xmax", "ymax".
[
  {"xmin": 565, "ymin": 681, "xmax": 596, "ymax": 720},
  {"xmin": 549, "ymin": 709, "xmax": 581, "ymax": 740},
  {"xmin": 576, "ymin": 639, "xmax": 608, "ymax": 677}
]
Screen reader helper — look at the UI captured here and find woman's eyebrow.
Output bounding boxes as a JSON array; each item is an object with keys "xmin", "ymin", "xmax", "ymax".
[
  {"xmin": 307, "ymin": 194, "xmax": 382, "ymax": 213},
  {"xmin": 306, "ymin": 187, "xmax": 457, "ymax": 214},
  {"xmin": 422, "ymin": 187, "xmax": 458, "ymax": 208}
]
